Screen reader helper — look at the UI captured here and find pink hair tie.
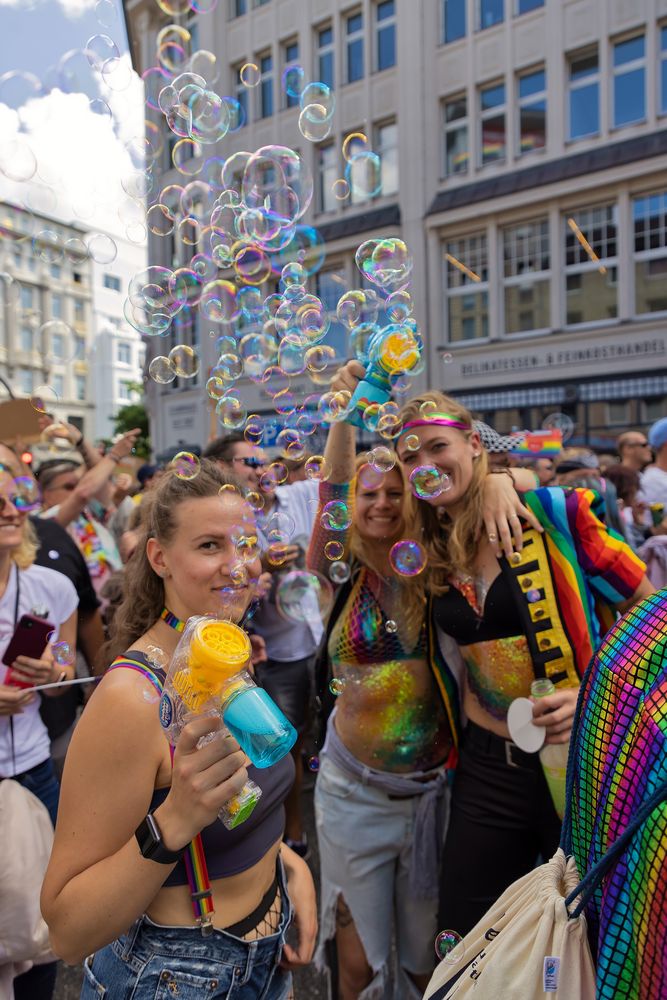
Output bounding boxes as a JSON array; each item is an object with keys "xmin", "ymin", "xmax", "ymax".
[{"xmin": 400, "ymin": 414, "xmax": 471, "ymax": 434}]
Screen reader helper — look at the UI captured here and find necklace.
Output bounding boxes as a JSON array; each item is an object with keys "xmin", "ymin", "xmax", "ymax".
[{"xmin": 160, "ymin": 606, "xmax": 186, "ymax": 632}]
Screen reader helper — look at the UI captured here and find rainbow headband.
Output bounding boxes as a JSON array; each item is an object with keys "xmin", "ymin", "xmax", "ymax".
[{"xmin": 400, "ymin": 412, "xmax": 471, "ymax": 434}]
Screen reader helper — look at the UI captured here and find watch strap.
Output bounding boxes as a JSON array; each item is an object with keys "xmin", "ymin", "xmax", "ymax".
[{"xmin": 135, "ymin": 811, "xmax": 183, "ymax": 864}]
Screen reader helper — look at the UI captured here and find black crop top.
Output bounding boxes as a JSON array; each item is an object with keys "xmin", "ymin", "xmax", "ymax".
[
  {"xmin": 121, "ymin": 651, "xmax": 295, "ymax": 886},
  {"xmin": 433, "ymin": 573, "xmax": 524, "ymax": 644}
]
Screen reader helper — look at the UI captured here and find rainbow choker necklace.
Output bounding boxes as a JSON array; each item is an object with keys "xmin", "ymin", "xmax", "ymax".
[{"xmin": 160, "ymin": 607, "xmax": 186, "ymax": 632}]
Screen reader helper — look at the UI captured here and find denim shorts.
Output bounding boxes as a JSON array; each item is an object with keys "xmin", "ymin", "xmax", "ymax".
[{"xmin": 81, "ymin": 864, "xmax": 293, "ymax": 1000}]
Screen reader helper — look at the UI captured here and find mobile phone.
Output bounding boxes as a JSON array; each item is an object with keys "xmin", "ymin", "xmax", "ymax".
[{"xmin": 2, "ymin": 615, "xmax": 55, "ymax": 689}]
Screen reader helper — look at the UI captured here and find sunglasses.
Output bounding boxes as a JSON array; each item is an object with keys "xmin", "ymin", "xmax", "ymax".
[
  {"xmin": 627, "ymin": 441, "xmax": 649, "ymax": 448},
  {"xmin": 233, "ymin": 456, "xmax": 267, "ymax": 469}
]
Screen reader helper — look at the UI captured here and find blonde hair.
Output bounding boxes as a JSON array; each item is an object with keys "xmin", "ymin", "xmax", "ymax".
[
  {"xmin": 12, "ymin": 517, "xmax": 38, "ymax": 570},
  {"xmin": 399, "ymin": 391, "xmax": 489, "ymax": 594}
]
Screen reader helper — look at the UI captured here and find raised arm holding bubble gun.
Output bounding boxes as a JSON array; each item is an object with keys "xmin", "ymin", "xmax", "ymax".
[{"xmin": 42, "ymin": 461, "xmax": 317, "ymax": 997}]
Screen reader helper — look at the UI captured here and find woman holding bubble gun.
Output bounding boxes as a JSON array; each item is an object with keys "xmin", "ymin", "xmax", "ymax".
[
  {"xmin": 392, "ymin": 388, "xmax": 654, "ymax": 942},
  {"xmin": 308, "ymin": 359, "xmax": 541, "ymax": 1000},
  {"xmin": 42, "ymin": 461, "xmax": 317, "ymax": 999}
]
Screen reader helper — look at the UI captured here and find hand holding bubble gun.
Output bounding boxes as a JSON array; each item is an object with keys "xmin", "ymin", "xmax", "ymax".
[
  {"xmin": 159, "ymin": 616, "xmax": 297, "ymax": 829},
  {"xmin": 345, "ymin": 324, "xmax": 421, "ymax": 428}
]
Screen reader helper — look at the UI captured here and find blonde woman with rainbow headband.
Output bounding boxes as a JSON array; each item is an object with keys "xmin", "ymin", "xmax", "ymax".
[
  {"xmin": 392, "ymin": 388, "xmax": 653, "ymax": 940},
  {"xmin": 307, "ymin": 362, "xmax": 542, "ymax": 1000}
]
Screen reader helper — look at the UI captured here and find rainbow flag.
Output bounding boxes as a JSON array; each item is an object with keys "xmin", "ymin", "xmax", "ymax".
[{"xmin": 510, "ymin": 429, "xmax": 562, "ymax": 458}]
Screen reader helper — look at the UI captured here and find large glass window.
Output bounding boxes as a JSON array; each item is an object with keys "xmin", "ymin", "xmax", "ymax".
[
  {"xmin": 375, "ymin": 1, "xmax": 395, "ymax": 71},
  {"xmin": 103, "ymin": 273, "xmax": 121, "ymax": 291},
  {"xmin": 117, "ymin": 342, "xmax": 132, "ymax": 365},
  {"xmin": 51, "ymin": 293, "xmax": 62, "ymax": 318},
  {"xmin": 479, "ymin": 0, "xmax": 504, "ymax": 31},
  {"xmin": 564, "ymin": 204, "xmax": 618, "ymax": 325},
  {"xmin": 518, "ymin": 68, "xmax": 546, "ymax": 154},
  {"xmin": 503, "ymin": 219, "xmax": 550, "ymax": 334},
  {"xmin": 20, "ymin": 286, "xmax": 33, "ymax": 311},
  {"xmin": 445, "ymin": 234, "xmax": 489, "ymax": 342},
  {"xmin": 443, "ymin": 0, "xmax": 466, "ymax": 43},
  {"xmin": 20, "ymin": 326, "xmax": 33, "ymax": 352},
  {"xmin": 75, "ymin": 374, "xmax": 87, "ymax": 401},
  {"xmin": 661, "ymin": 27, "xmax": 667, "ymax": 116},
  {"xmin": 234, "ymin": 64, "xmax": 248, "ymax": 128},
  {"xmin": 52, "ymin": 332, "xmax": 64, "ymax": 359},
  {"xmin": 316, "ymin": 268, "xmax": 348, "ymax": 358},
  {"xmin": 443, "ymin": 95, "xmax": 468, "ymax": 175},
  {"xmin": 259, "ymin": 52, "xmax": 273, "ymax": 118},
  {"xmin": 633, "ymin": 191, "xmax": 667, "ymax": 315},
  {"xmin": 317, "ymin": 25, "xmax": 334, "ymax": 89},
  {"xmin": 346, "ymin": 11, "xmax": 364, "ymax": 83},
  {"xmin": 568, "ymin": 50, "xmax": 599, "ymax": 139},
  {"xmin": 376, "ymin": 120, "xmax": 398, "ymax": 195},
  {"xmin": 479, "ymin": 82, "xmax": 506, "ymax": 165},
  {"xmin": 318, "ymin": 144, "xmax": 337, "ymax": 213},
  {"xmin": 52, "ymin": 374, "xmax": 64, "ymax": 398},
  {"xmin": 283, "ymin": 40, "xmax": 300, "ymax": 108},
  {"xmin": 612, "ymin": 35, "xmax": 645, "ymax": 128},
  {"xmin": 233, "ymin": 0, "xmax": 247, "ymax": 17},
  {"xmin": 517, "ymin": 0, "xmax": 543, "ymax": 12},
  {"xmin": 19, "ymin": 369, "xmax": 33, "ymax": 394},
  {"xmin": 74, "ymin": 299, "xmax": 85, "ymax": 323}
]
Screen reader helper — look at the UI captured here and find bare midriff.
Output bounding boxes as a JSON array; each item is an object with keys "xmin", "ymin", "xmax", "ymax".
[
  {"xmin": 333, "ymin": 657, "xmax": 452, "ymax": 772},
  {"xmin": 462, "ymin": 634, "xmax": 535, "ymax": 740}
]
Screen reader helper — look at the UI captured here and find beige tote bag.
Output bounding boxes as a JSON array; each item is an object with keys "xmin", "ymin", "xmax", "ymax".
[
  {"xmin": 0, "ymin": 779, "xmax": 55, "ymax": 975},
  {"xmin": 423, "ymin": 848, "xmax": 596, "ymax": 1000}
]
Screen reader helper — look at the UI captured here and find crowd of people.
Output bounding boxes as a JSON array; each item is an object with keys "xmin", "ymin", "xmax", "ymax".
[{"xmin": 1, "ymin": 385, "xmax": 666, "ymax": 999}]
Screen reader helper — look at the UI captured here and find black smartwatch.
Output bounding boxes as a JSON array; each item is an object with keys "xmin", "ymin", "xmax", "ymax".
[{"xmin": 135, "ymin": 812, "xmax": 183, "ymax": 864}]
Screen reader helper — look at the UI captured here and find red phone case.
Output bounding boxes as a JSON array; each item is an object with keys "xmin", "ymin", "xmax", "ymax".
[{"xmin": 3, "ymin": 615, "xmax": 55, "ymax": 689}]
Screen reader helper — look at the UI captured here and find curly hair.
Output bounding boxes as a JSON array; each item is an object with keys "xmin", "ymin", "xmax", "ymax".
[
  {"xmin": 399, "ymin": 391, "xmax": 489, "ymax": 593},
  {"xmin": 103, "ymin": 460, "xmax": 245, "ymax": 664}
]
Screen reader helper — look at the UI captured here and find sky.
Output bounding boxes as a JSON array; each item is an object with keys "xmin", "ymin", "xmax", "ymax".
[{"xmin": 0, "ymin": 0, "xmax": 147, "ymax": 242}]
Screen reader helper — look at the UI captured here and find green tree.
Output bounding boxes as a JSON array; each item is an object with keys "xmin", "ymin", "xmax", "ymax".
[{"xmin": 112, "ymin": 383, "xmax": 151, "ymax": 459}]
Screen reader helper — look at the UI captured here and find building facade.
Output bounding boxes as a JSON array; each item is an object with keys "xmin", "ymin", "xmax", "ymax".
[{"xmin": 123, "ymin": 0, "xmax": 667, "ymax": 455}]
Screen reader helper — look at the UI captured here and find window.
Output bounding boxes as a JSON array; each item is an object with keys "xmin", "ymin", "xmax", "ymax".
[
  {"xmin": 443, "ymin": 0, "xmax": 466, "ymax": 43},
  {"xmin": 612, "ymin": 35, "xmax": 645, "ymax": 128},
  {"xmin": 74, "ymin": 335, "xmax": 85, "ymax": 361},
  {"xmin": 346, "ymin": 11, "xmax": 364, "ymax": 84},
  {"xmin": 283, "ymin": 40, "xmax": 300, "ymax": 109},
  {"xmin": 19, "ymin": 369, "xmax": 33, "ymax": 394},
  {"xmin": 73, "ymin": 271, "xmax": 83, "ymax": 283},
  {"xmin": 517, "ymin": 0, "xmax": 543, "ymax": 12},
  {"xmin": 20, "ymin": 286, "xmax": 33, "ymax": 311},
  {"xmin": 20, "ymin": 326, "xmax": 33, "ymax": 352},
  {"xmin": 52, "ymin": 374, "xmax": 64, "ymax": 398},
  {"xmin": 375, "ymin": 1, "xmax": 395, "ymax": 71},
  {"xmin": 253, "ymin": 0, "xmax": 270, "ymax": 6},
  {"xmin": 235, "ymin": 65, "xmax": 248, "ymax": 128},
  {"xmin": 117, "ymin": 342, "xmax": 132, "ymax": 365},
  {"xmin": 75, "ymin": 374, "xmax": 86, "ymax": 401},
  {"xmin": 661, "ymin": 27, "xmax": 667, "ymax": 115},
  {"xmin": 479, "ymin": 81, "xmax": 506, "ymax": 164},
  {"xmin": 518, "ymin": 68, "xmax": 546, "ymax": 154},
  {"xmin": 318, "ymin": 144, "xmax": 337, "ymax": 212},
  {"xmin": 51, "ymin": 263, "xmax": 61, "ymax": 279},
  {"xmin": 634, "ymin": 191, "xmax": 667, "ymax": 315},
  {"xmin": 607, "ymin": 401, "xmax": 629, "ymax": 424},
  {"xmin": 317, "ymin": 25, "xmax": 334, "ymax": 90},
  {"xmin": 259, "ymin": 52, "xmax": 273, "ymax": 118},
  {"xmin": 503, "ymin": 219, "xmax": 550, "ymax": 334},
  {"xmin": 118, "ymin": 380, "xmax": 132, "ymax": 401},
  {"xmin": 564, "ymin": 204, "xmax": 618, "ymax": 325},
  {"xmin": 103, "ymin": 273, "xmax": 121, "ymax": 292},
  {"xmin": 232, "ymin": 0, "xmax": 247, "ymax": 16},
  {"xmin": 52, "ymin": 332, "xmax": 64, "ymax": 359},
  {"xmin": 74, "ymin": 299, "xmax": 85, "ymax": 323},
  {"xmin": 185, "ymin": 11, "xmax": 200, "ymax": 52},
  {"xmin": 643, "ymin": 397, "xmax": 667, "ymax": 423},
  {"xmin": 443, "ymin": 95, "xmax": 468, "ymax": 175},
  {"xmin": 376, "ymin": 120, "xmax": 398, "ymax": 195},
  {"xmin": 52, "ymin": 293, "xmax": 62, "ymax": 319},
  {"xmin": 316, "ymin": 268, "xmax": 348, "ymax": 358},
  {"xmin": 568, "ymin": 50, "xmax": 599, "ymax": 139},
  {"xmin": 479, "ymin": 0, "xmax": 503, "ymax": 30},
  {"xmin": 445, "ymin": 234, "xmax": 489, "ymax": 342}
]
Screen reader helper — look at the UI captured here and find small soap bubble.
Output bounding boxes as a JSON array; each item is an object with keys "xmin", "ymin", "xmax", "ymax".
[
  {"xmin": 30, "ymin": 385, "xmax": 59, "ymax": 413},
  {"xmin": 276, "ymin": 570, "xmax": 334, "ymax": 624},
  {"xmin": 443, "ymin": 352, "xmax": 453, "ymax": 364},
  {"xmin": 145, "ymin": 645, "xmax": 168, "ymax": 670},
  {"xmin": 332, "ymin": 178, "xmax": 349, "ymax": 201},
  {"xmin": 12, "ymin": 476, "xmax": 41, "ymax": 513},
  {"xmin": 240, "ymin": 62, "xmax": 260, "ymax": 87},
  {"xmin": 172, "ymin": 451, "xmax": 200, "ymax": 480},
  {"xmin": 403, "ymin": 434, "xmax": 420, "ymax": 452},
  {"xmin": 149, "ymin": 356, "xmax": 176, "ymax": 384},
  {"xmin": 368, "ymin": 446, "xmax": 396, "ymax": 474},
  {"xmin": 385, "ymin": 620, "xmax": 398, "ymax": 634},
  {"xmin": 389, "ymin": 539, "xmax": 427, "ymax": 577},
  {"xmin": 329, "ymin": 677, "xmax": 346, "ymax": 696},
  {"xmin": 409, "ymin": 466, "xmax": 448, "ymax": 500},
  {"xmin": 304, "ymin": 455, "xmax": 330, "ymax": 482},
  {"xmin": 321, "ymin": 501, "xmax": 351, "ymax": 532},
  {"xmin": 307, "ymin": 755, "xmax": 320, "ymax": 772},
  {"xmin": 324, "ymin": 540, "xmax": 344, "ymax": 561},
  {"xmin": 357, "ymin": 464, "xmax": 385, "ymax": 490},
  {"xmin": 329, "ymin": 560, "xmax": 351, "ymax": 584},
  {"xmin": 435, "ymin": 930, "xmax": 465, "ymax": 963},
  {"xmin": 245, "ymin": 491, "xmax": 265, "ymax": 512},
  {"xmin": 542, "ymin": 412, "xmax": 574, "ymax": 443},
  {"xmin": 168, "ymin": 344, "xmax": 199, "ymax": 378},
  {"xmin": 52, "ymin": 641, "xmax": 74, "ymax": 667}
]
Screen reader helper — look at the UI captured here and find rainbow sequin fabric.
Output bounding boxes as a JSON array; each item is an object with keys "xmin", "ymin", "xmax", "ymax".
[{"xmin": 569, "ymin": 588, "xmax": 667, "ymax": 999}]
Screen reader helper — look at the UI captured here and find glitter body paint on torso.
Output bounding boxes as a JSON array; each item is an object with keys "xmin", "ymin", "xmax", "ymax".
[{"xmin": 328, "ymin": 567, "xmax": 452, "ymax": 772}]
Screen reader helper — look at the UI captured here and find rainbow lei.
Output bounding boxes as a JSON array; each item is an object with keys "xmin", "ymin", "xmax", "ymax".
[{"xmin": 71, "ymin": 514, "xmax": 110, "ymax": 579}]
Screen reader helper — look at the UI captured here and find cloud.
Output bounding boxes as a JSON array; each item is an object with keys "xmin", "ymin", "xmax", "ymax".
[{"xmin": 0, "ymin": 0, "xmax": 97, "ymax": 17}]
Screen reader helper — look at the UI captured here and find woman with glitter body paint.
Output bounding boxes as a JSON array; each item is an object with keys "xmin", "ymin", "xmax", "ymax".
[
  {"xmin": 308, "ymin": 362, "xmax": 539, "ymax": 1000},
  {"xmin": 395, "ymin": 388, "xmax": 654, "ymax": 941}
]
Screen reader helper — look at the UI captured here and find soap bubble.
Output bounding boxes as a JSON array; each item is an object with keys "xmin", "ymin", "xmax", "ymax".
[
  {"xmin": 52, "ymin": 641, "xmax": 74, "ymax": 667},
  {"xmin": 30, "ymin": 385, "xmax": 59, "ymax": 413},
  {"xmin": 367, "ymin": 446, "xmax": 396, "ymax": 474},
  {"xmin": 245, "ymin": 491, "xmax": 265, "ymax": 512},
  {"xmin": 283, "ymin": 64, "xmax": 305, "ymax": 99},
  {"xmin": 403, "ymin": 433, "xmax": 420, "ymax": 452},
  {"xmin": 324, "ymin": 540, "xmax": 344, "ymax": 560},
  {"xmin": 265, "ymin": 511, "xmax": 296, "ymax": 543},
  {"xmin": 168, "ymin": 344, "xmax": 199, "ymax": 378},
  {"xmin": 332, "ymin": 178, "xmax": 349, "ymax": 200},
  {"xmin": 329, "ymin": 561, "xmax": 351, "ymax": 584},
  {"xmin": 389, "ymin": 539, "xmax": 427, "ymax": 577},
  {"xmin": 12, "ymin": 477, "xmax": 41, "ymax": 513},
  {"xmin": 443, "ymin": 352, "xmax": 453, "ymax": 364},
  {"xmin": 307, "ymin": 755, "xmax": 320, "ymax": 772},
  {"xmin": 434, "ymin": 930, "xmax": 465, "ymax": 963},
  {"xmin": 0, "ymin": 139, "xmax": 37, "ymax": 182},
  {"xmin": 275, "ymin": 570, "xmax": 334, "ymax": 624},
  {"xmin": 240, "ymin": 62, "xmax": 260, "ymax": 87},
  {"xmin": 345, "ymin": 151, "xmax": 382, "ymax": 199},
  {"xmin": 304, "ymin": 455, "xmax": 330, "ymax": 482},
  {"xmin": 329, "ymin": 677, "xmax": 346, "ymax": 696},
  {"xmin": 385, "ymin": 620, "xmax": 398, "ymax": 634},
  {"xmin": 321, "ymin": 501, "xmax": 351, "ymax": 532},
  {"xmin": 145, "ymin": 645, "xmax": 168, "ymax": 670},
  {"xmin": 172, "ymin": 451, "xmax": 200, "ymax": 480},
  {"xmin": 149, "ymin": 356, "xmax": 177, "ymax": 384},
  {"xmin": 409, "ymin": 466, "xmax": 450, "ymax": 500},
  {"xmin": 357, "ymin": 464, "xmax": 385, "ymax": 490},
  {"xmin": 542, "ymin": 412, "xmax": 574, "ymax": 443}
]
